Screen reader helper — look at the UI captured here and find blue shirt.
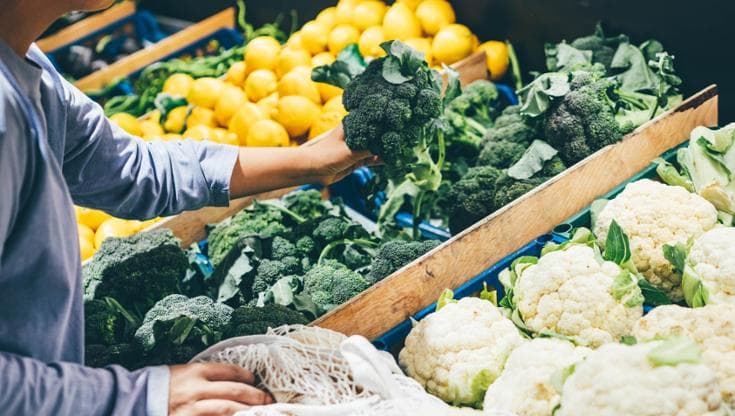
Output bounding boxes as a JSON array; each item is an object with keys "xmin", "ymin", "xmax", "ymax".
[{"xmin": 0, "ymin": 41, "xmax": 239, "ymax": 415}]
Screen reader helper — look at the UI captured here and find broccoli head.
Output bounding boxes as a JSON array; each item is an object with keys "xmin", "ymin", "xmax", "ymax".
[
  {"xmin": 312, "ymin": 216, "xmax": 367, "ymax": 244},
  {"xmin": 295, "ymin": 236, "xmax": 317, "ymax": 258},
  {"xmin": 282, "ymin": 189, "xmax": 332, "ymax": 221},
  {"xmin": 85, "ymin": 343, "xmax": 143, "ymax": 370},
  {"xmin": 477, "ymin": 139, "xmax": 527, "ymax": 169},
  {"xmin": 84, "ymin": 298, "xmax": 138, "ymax": 346},
  {"xmin": 270, "ymin": 236, "xmax": 297, "ymax": 260},
  {"xmin": 251, "ymin": 258, "xmax": 301, "ymax": 294},
  {"xmin": 223, "ymin": 304, "xmax": 309, "ymax": 338},
  {"xmin": 485, "ymin": 105, "xmax": 539, "ymax": 146},
  {"xmin": 447, "ymin": 165, "xmax": 504, "ymax": 234},
  {"xmin": 83, "ymin": 229, "xmax": 186, "ymax": 317},
  {"xmin": 367, "ymin": 240, "xmax": 441, "ymax": 283},
  {"xmin": 303, "ymin": 260, "xmax": 371, "ymax": 314}
]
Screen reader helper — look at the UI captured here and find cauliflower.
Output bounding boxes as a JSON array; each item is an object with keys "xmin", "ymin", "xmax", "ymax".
[
  {"xmin": 558, "ymin": 339, "xmax": 727, "ymax": 416},
  {"xmin": 633, "ymin": 304, "xmax": 735, "ymax": 408},
  {"xmin": 398, "ymin": 297, "xmax": 525, "ymax": 408},
  {"xmin": 483, "ymin": 338, "xmax": 590, "ymax": 416},
  {"xmin": 593, "ymin": 179, "xmax": 718, "ymax": 301},
  {"xmin": 502, "ymin": 244, "xmax": 643, "ymax": 347}
]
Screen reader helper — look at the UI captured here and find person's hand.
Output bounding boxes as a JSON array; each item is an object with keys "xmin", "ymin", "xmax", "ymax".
[
  {"xmin": 301, "ymin": 124, "xmax": 381, "ymax": 186},
  {"xmin": 168, "ymin": 363, "xmax": 273, "ymax": 416}
]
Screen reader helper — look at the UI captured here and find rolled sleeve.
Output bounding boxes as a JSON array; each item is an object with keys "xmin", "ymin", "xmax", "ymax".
[{"xmin": 146, "ymin": 365, "xmax": 171, "ymax": 416}]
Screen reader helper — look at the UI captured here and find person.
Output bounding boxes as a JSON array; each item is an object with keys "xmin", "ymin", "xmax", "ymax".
[{"xmin": 0, "ymin": 0, "xmax": 377, "ymax": 415}]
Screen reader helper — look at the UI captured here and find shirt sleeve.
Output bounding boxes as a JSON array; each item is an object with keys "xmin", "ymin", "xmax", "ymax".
[
  {"xmin": 0, "ymin": 351, "xmax": 170, "ymax": 416},
  {"xmin": 59, "ymin": 76, "xmax": 240, "ymax": 220}
]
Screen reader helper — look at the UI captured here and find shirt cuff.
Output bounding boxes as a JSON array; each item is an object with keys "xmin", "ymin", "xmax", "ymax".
[
  {"xmin": 198, "ymin": 142, "xmax": 240, "ymax": 207},
  {"xmin": 145, "ymin": 365, "xmax": 170, "ymax": 416}
]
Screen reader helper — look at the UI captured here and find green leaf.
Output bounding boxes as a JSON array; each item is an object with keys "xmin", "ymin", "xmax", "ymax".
[
  {"xmin": 168, "ymin": 316, "xmax": 198, "ymax": 346},
  {"xmin": 655, "ymin": 158, "xmax": 694, "ymax": 192},
  {"xmin": 603, "ymin": 220, "xmax": 631, "ymax": 265},
  {"xmin": 436, "ymin": 289, "xmax": 457, "ymax": 311},
  {"xmin": 442, "ymin": 64, "xmax": 461, "ymax": 106},
  {"xmin": 216, "ymin": 247, "xmax": 256, "ymax": 304},
  {"xmin": 270, "ymin": 275, "xmax": 300, "ymax": 306},
  {"xmin": 154, "ymin": 93, "xmax": 188, "ymax": 121},
  {"xmin": 518, "ymin": 72, "xmax": 570, "ymax": 117},
  {"xmin": 610, "ymin": 42, "xmax": 660, "ymax": 93},
  {"xmin": 479, "ymin": 282, "xmax": 497, "ymax": 306},
  {"xmin": 311, "ymin": 43, "xmax": 367, "ymax": 89},
  {"xmin": 550, "ymin": 363, "xmax": 576, "ymax": 393},
  {"xmin": 545, "ymin": 42, "xmax": 592, "ymax": 72},
  {"xmin": 662, "ymin": 243, "xmax": 687, "ymax": 274},
  {"xmin": 637, "ymin": 279, "xmax": 673, "ymax": 306},
  {"xmin": 611, "ymin": 271, "xmax": 644, "ymax": 307},
  {"xmin": 292, "ymin": 293, "xmax": 320, "ymax": 321},
  {"xmin": 682, "ymin": 265, "xmax": 709, "ymax": 308},
  {"xmin": 467, "ymin": 369, "xmax": 495, "ymax": 408},
  {"xmin": 508, "ymin": 140, "xmax": 559, "ymax": 180},
  {"xmin": 697, "ymin": 137, "xmax": 733, "ymax": 179},
  {"xmin": 621, "ymin": 335, "xmax": 638, "ymax": 345},
  {"xmin": 647, "ymin": 337, "xmax": 702, "ymax": 367}
]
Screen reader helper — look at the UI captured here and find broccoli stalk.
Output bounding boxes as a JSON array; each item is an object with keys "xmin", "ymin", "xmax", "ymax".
[{"xmin": 317, "ymin": 238, "xmax": 379, "ymax": 264}]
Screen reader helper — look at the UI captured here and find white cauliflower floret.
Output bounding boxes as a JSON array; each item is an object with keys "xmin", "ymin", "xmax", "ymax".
[
  {"xmin": 513, "ymin": 244, "xmax": 643, "ymax": 347},
  {"xmin": 398, "ymin": 297, "xmax": 525, "ymax": 408},
  {"xmin": 483, "ymin": 338, "xmax": 590, "ymax": 416},
  {"xmin": 558, "ymin": 340, "xmax": 726, "ymax": 416},
  {"xmin": 593, "ymin": 179, "xmax": 718, "ymax": 301},
  {"xmin": 633, "ymin": 304, "xmax": 735, "ymax": 407},
  {"xmin": 685, "ymin": 227, "xmax": 735, "ymax": 305}
]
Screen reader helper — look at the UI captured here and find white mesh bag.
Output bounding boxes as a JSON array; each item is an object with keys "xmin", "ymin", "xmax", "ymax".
[{"xmin": 191, "ymin": 325, "xmax": 502, "ymax": 416}]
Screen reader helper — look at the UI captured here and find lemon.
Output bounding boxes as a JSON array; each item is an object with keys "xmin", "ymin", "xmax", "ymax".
[
  {"xmin": 94, "ymin": 218, "xmax": 140, "ymax": 249},
  {"xmin": 139, "ymin": 217, "xmax": 161, "ymax": 230},
  {"xmin": 162, "ymin": 133, "xmax": 183, "ymax": 141},
  {"xmin": 186, "ymin": 107, "xmax": 217, "ymax": 129},
  {"xmin": 78, "ymin": 223, "xmax": 95, "ymax": 243},
  {"xmin": 245, "ymin": 36, "xmax": 281, "ymax": 71},
  {"xmin": 109, "ymin": 113, "xmax": 143, "ymax": 136},
  {"xmin": 300, "ymin": 21, "xmax": 329, "ymax": 55},
  {"xmin": 316, "ymin": 6, "xmax": 337, "ymax": 28},
  {"xmin": 322, "ymin": 95, "xmax": 347, "ymax": 114},
  {"xmin": 308, "ymin": 111, "xmax": 345, "ymax": 140},
  {"xmin": 187, "ymin": 77, "xmax": 225, "ymax": 109},
  {"xmin": 432, "ymin": 23, "xmax": 473, "ymax": 64},
  {"xmin": 397, "ymin": 0, "xmax": 421, "ymax": 10},
  {"xmin": 211, "ymin": 128, "xmax": 240, "ymax": 146},
  {"xmin": 225, "ymin": 61, "xmax": 247, "ymax": 86},
  {"xmin": 183, "ymin": 125, "xmax": 212, "ymax": 141},
  {"xmin": 246, "ymin": 119, "xmax": 290, "ymax": 147},
  {"xmin": 317, "ymin": 82, "xmax": 343, "ymax": 103},
  {"xmin": 140, "ymin": 119, "xmax": 164, "ymax": 138},
  {"xmin": 276, "ymin": 46, "xmax": 312, "ymax": 78},
  {"xmin": 353, "ymin": 1, "xmax": 387, "ymax": 30},
  {"xmin": 277, "ymin": 67, "xmax": 321, "ymax": 104},
  {"xmin": 80, "ymin": 237, "xmax": 96, "ymax": 261},
  {"xmin": 76, "ymin": 206, "xmax": 112, "ymax": 230},
  {"xmin": 162, "ymin": 73, "xmax": 195, "ymax": 97},
  {"xmin": 329, "ymin": 24, "xmax": 360, "ymax": 55},
  {"xmin": 244, "ymin": 69, "xmax": 278, "ymax": 102},
  {"xmin": 358, "ymin": 26, "xmax": 386, "ymax": 57},
  {"xmin": 215, "ymin": 85, "xmax": 248, "ymax": 126},
  {"xmin": 478, "ymin": 40, "xmax": 510, "ymax": 80},
  {"xmin": 286, "ymin": 31, "xmax": 304, "ymax": 49},
  {"xmin": 145, "ymin": 109, "xmax": 162, "ymax": 124},
  {"xmin": 164, "ymin": 106, "xmax": 188, "ymax": 133},
  {"xmin": 257, "ymin": 93, "xmax": 279, "ymax": 119},
  {"xmin": 383, "ymin": 2, "xmax": 422, "ymax": 41},
  {"xmin": 311, "ymin": 52, "xmax": 335, "ymax": 67},
  {"xmin": 275, "ymin": 95, "xmax": 321, "ymax": 138},
  {"xmin": 229, "ymin": 102, "xmax": 268, "ymax": 145},
  {"xmin": 335, "ymin": 0, "xmax": 363, "ymax": 25},
  {"xmin": 404, "ymin": 37, "xmax": 433, "ymax": 65},
  {"xmin": 415, "ymin": 0, "xmax": 455, "ymax": 35}
]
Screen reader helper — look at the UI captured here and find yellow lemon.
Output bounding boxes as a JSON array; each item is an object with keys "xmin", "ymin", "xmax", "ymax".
[
  {"xmin": 80, "ymin": 237, "xmax": 95, "ymax": 261},
  {"xmin": 214, "ymin": 85, "xmax": 248, "ymax": 126},
  {"xmin": 353, "ymin": 1, "xmax": 387, "ymax": 30},
  {"xmin": 244, "ymin": 36, "xmax": 281, "ymax": 71},
  {"xmin": 186, "ymin": 107, "xmax": 217, "ymax": 129},
  {"xmin": 322, "ymin": 95, "xmax": 347, "ymax": 114},
  {"xmin": 163, "ymin": 106, "xmax": 188, "ymax": 133},
  {"xmin": 244, "ymin": 69, "xmax": 278, "ymax": 102},
  {"xmin": 183, "ymin": 125, "xmax": 212, "ymax": 141},
  {"xmin": 358, "ymin": 26, "xmax": 386, "ymax": 57},
  {"xmin": 478, "ymin": 40, "xmax": 510, "ymax": 80},
  {"xmin": 94, "ymin": 218, "xmax": 140, "ymax": 249},
  {"xmin": 75, "ymin": 207, "xmax": 112, "ymax": 230},
  {"xmin": 211, "ymin": 128, "xmax": 240, "ymax": 146},
  {"xmin": 311, "ymin": 51, "xmax": 335, "ymax": 67},
  {"xmin": 245, "ymin": 119, "xmax": 290, "ymax": 147},
  {"xmin": 187, "ymin": 77, "xmax": 225, "ymax": 109},
  {"xmin": 415, "ymin": 0, "xmax": 455, "ymax": 35},
  {"xmin": 140, "ymin": 119, "xmax": 164, "ymax": 138},
  {"xmin": 225, "ymin": 61, "xmax": 247, "ymax": 86},
  {"xmin": 317, "ymin": 82, "xmax": 342, "ymax": 103},
  {"xmin": 275, "ymin": 95, "xmax": 321, "ymax": 138},
  {"xmin": 109, "ymin": 113, "xmax": 142, "ymax": 136},
  {"xmin": 78, "ymin": 223, "xmax": 95, "ymax": 243},
  {"xmin": 383, "ymin": 2, "xmax": 422, "ymax": 41},
  {"xmin": 162, "ymin": 73, "xmax": 195, "ymax": 97},
  {"xmin": 328, "ymin": 24, "xmax": 360, "ymax": 55},
  {"xmin": 300, "ymin": 21, "xmax": 329, "ymax": 55},
  {"xmin": 229, "ymin": 102, "xmax": 268, "ymax": 145},
  {"xmin": 397, "ymin": 0, "xmax": 421, "ymax": 10},
  {"xmin": 257, "ymin": 93, "xmax": 279, "ymax": 119},
  {"xmin": 316, "ymin": 6, "xmax": 337, "ymax": 29},
  {"xmin": 286, "ymin": 31, "xmax": 304, "ymax": 49},
  {"xmin": 308, "ymin": 111, "xmax": 345, "ymax": 140},
  {"xmin": 432, "ymin": 23, "xmax": 473, "ymax": 64},
  {"xmin": 334, "ymin": 0, "xmax": 363, "ymax": 25},
  {"xmin": 276, "ymin": 46, "xmax": 312, "ymax": 78},
  {"xmin": 277, "ymin": 67, "xmax": 321, "ymax": 104},
  {"xmin": 139, "ymin": 217, "xmax": 161, "ymax": 230},
  {"xmin": 404, "ymin": 37, "xmax": 433, "ymax": 65},
  {"xmin": 144, "ymin": 109, "xmax": 162, "ymax": 124}
]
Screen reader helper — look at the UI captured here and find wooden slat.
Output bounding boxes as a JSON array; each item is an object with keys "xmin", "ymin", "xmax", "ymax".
[
  {"xmin": 313, "ymin": 85, "xmax": 719, "ymax": 340},
  {"xmin": 452, "ymin": 50, "xmax": 489, "ymax": 86},
  {"xmin": 37, "ymin": 2, "xmax": 137, "ymax": 52},
  {"xmin": 75, "ymin": 8, "xmax": 237, "ymax": 91}
]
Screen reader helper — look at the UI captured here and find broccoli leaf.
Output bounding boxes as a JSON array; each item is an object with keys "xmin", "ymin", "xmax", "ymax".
[
  {"xmin": 637, "ymin": 279, "xmax": 673, "ymax": 306},
  {"xmin": 610, "ymin": 42, "xmax": 660, "ymax": 93},
  {"xmin": 442, "ymin": 64, "xmax": 462, "ymax": 106},
  {"xmin": 545, "ymin": 42, "xmax": 592, "ymax": 72},
  {"xmin": 647, "ymin": 337, "xmax": 701, "ymax": 367},
  {"xmin": 216, "ymin": 246, "xmax": 257, "ymax": 304},
  {"xmin": 508, "ymin": 140, "xmax": 559, "ymax": 180},
  {"xmin": 311, "ymin": 43, "xmax": 367, "ymax": 89},
  {"xmin": 518, "ymin": 72, "xmax": 570, "ymax": 117},
  {"xmin": 380, "ymin": 40, "xmax": 426, "ymax": 84}
]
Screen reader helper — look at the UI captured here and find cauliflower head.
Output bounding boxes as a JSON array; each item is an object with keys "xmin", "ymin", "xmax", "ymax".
[
  {"xmin": 483, "ymin": 338, "xmax": 590, "ymax": 416},
  {"xmin": 684, "ymin": 227, "xmax": 735, "ymax": 306},
  {"xmin": 594, "ymin": 179, "xmax": 718, "ymax": 301},
  {"xmin": 558, "ymin": 340, "xmax": 726, "ymax": 416},
  {"xmin": 398, "ymin": 297, "xmax": 525, "ymax": 408},
  {"xmin": 633, "ymin": 304, "xmax": 735, "ymax": 408},
  {"xmin": 511, "ymin": 244, "xmax": 643, "ymax": 347}
]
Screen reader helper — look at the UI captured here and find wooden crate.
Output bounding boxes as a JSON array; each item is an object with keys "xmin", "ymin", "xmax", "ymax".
[{"xmin": 313, "ymin": 85, "xmax": 719, "ymax": 340}]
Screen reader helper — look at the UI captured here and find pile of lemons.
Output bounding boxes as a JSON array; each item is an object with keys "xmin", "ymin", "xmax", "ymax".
[{"xmin": 75, "ymin": 206, "xmax": 160, "ymax": 262}]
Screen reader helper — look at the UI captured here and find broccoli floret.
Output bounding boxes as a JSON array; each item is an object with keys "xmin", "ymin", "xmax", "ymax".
[
  {"xmin": 491, "ymin": 173, "xmax": 547, "ymax": 209},
  {"xmin": 84, "ymin": 299, "xmax": 138, "ymax": 346},
  {"xmin": 295, "ymin": 236, "xmax": 317, "ymax": 258},
  {"xmin": 342, "ymin": 244, "xmax": 374, "ymax": 270},
  {"xmin": 447, "ymin": 165, "xmax": 504, "ymax": 234},
  {"xmin": 85, "ymin": 343, "xmax": 143, "ymax": 370},
  {"xmin": 282, "ymin": 189, "xmax": 330, "ymax": 221},
  {"xmin": 252, "ymin": 258, "xmax": 300, "ymax": 294},
  {"xmin": 477, "ymin": 140, "xmax": 528, "ymax": 169},
  {"xmin": 223, "ymin": 304, "xmax": 309, "ymax": 338},
  {"xmin": 312, "ymin": 216, "xmax": 366, "ymax": 244},
  {"xmin": 367, "ymin": 240, "xmax": 441, "ymax": 283},
  {"xmin": 83, "ymin": 229, "xmax": 186, "ymax": 317},
  {"xmin": 445, "ymin": 80, "xmax": 499, "ymax": 126},
  {"xmin": 270, "ymin": 236, "xmax": 297, "ymax": 260},
  {"xmin": 303, "ymin": 260, "xmax": 371, "ymax": 314}
]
